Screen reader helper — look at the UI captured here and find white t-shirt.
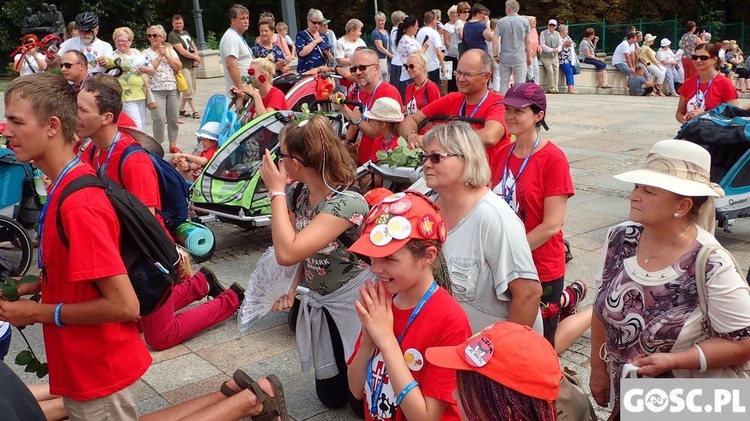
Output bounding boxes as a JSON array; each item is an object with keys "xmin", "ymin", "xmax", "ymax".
[
  {"xmin": 390, "ymin": 28, "xmax": 402, "ymax": 66},
  {"xmin": 334, "ymin": 36, "xmax": 367, "ymax": 69},
  {"xmin": 656, "ymin": 47, "xmax": 677, "ymax": 66},
  {"xmin": 444, "ymin": 21, "xmax": 463, "ymax": 58},
  {"xmin": 416, "ymin": 26, "xmax": 443, "ymax": 72},
  {"xmin": 612, "ymin": 39, "xmax": 633, "ymax": 65},
  {"xmin": 397, "ymin": 35, "xmax": 421, "ymax": 81},
  {"xmin": 14, "ymin": 52, "xmax": 46, "ymax": 76},
  {"xmin": 442, "ymin": 190, "xmax": 543, "ymax": 334},
  {"xmin": 58, "ymin": 37, "xmax": 113, "ymax": 74},
  {"xmin": 219, "ymin": 27, "xmax": 254, "ymax": 96}
]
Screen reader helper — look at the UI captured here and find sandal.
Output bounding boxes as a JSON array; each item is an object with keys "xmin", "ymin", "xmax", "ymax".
[
  {"xmin": 598, "ymin": 83, "xmax": 613, "ymax": 89},
  {"xmin": 192, "ymin": 111, "xmax": 200, "ymax": 119},
  {"xmin": 251, "ymin": 374, "xmax": 289, "ymax": 421},
  {"xmin": 220, "ymin": 369, "xmax": 255, "ymax": 397},
  {"xmin": 179, "ymin": 110, "xmax": 190, "ymax": 117}
]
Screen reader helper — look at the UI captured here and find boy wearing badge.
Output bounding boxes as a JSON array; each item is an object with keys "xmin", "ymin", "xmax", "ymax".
[{"xmin": 347, "ymin": 191, "xmax": 472, "ymax": 420}]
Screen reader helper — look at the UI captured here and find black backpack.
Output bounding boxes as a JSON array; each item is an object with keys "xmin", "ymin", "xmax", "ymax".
[{"xmin": 56, "ymin": 175, "xmax": 178, "ymax": 315}]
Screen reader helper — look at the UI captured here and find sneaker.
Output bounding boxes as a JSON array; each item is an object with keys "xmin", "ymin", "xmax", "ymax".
[
  {"xmin": 229, "ymin": 282, "xmax": 245, "ymax": 306},
  {"xmin": 200, "ymin": 267, "xmax": 225, "ymax": 298},
  {"xmin": 560, "ymin": 280, "xmax": 587, "ymax": 320}
]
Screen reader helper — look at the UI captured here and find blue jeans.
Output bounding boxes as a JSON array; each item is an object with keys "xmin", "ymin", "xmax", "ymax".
[
  {"xmin": 614, "ymin": 62, "xmax": 631, "ymax": 75},
  {"xmin": 560, "ymin": 62, "xmax": 575, "ymax": 86},
  {"xmin": 583, "ymin": 57, "xmax": 607, "ymax": 71}
]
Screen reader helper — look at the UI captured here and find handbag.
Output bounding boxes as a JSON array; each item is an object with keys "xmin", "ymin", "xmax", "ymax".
[
  {"xmin": 693, "ymin": 243, "xmax": 750, "ymax": 378},
  {"xmin": 174, "ymin": 68, "xmax": 188, "ymax": 93}
]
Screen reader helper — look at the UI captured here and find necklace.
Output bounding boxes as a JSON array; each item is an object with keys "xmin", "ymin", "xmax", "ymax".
[{"xmin": 639, "ymin": 224, "xmax": 692, "ymax": 264}]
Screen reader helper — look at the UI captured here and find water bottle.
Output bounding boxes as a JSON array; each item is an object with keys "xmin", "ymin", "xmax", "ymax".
[{"xmin": 33, "ymin": 169, "xmax": 47, "ymax": 205}]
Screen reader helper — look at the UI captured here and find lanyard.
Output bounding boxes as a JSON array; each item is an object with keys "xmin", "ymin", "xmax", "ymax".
[
  {"xmin": 459, "ymin": 89, "xmax": 490, "ymax": 119},
  {"xmin": 96, "ymin": 132, "xmax": 121, "ymax": 176},
  {"xmin": 379, "ymin": 133, "xmax": 398, "ymax": 152},
  {"xmin": 38, "ymin": 157, "xmax": 81, "ymax": 270},
  {"xmin": 367, "ymin": 281, "xmax": 438, "ymax": 415},
  {"xmin": 360, "ymin": 81, "xmax": 382, "ymax": 121},
  {"xmin": 694, "ymin": 72, "xmax": 716, "ymax": 110},
  {"xmin": 500, "ymin": 134, "xmax": 541, "ymax": 205}
]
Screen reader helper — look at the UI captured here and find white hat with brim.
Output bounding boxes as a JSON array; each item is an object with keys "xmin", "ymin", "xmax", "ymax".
[
  {"xmin": 362, "ymin": 97, "xmax": 405, "ymax": 123},
  {"xmin": 195, "ymin": 121, "xmax": 221, "ymax": 142},
  {"xmin": 614, "ymin": 139, "xmax": 723, "ymax": 198}
]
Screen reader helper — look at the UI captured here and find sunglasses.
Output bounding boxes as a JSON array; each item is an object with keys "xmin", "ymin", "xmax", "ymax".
[
  {"xmin": 419, "ymin": 152, "xmax": 463, "ymax": 164},
  {"xmin": 147, "ymin": 33, "xmax": 160, "ymax": 38},
  {"xmin": 548, "ymin": 24, "xmax": 557, "ymax": 27},
  {"xmin": 403, "ymin": 64, "xmax": 417, "ymax": 70},
  {"xmin": 276, "ymin": 151, "xmax": 309, "ymax": 166},
  {"xmin": 459, "ymin": 10, "xmax": 470, "ymax": 14},
  {"xmin": 351, "ymin": 63, "xmax": 377, "ymax": 72},
  {"xmin": 691, "ymin": 54, "xmax": 711, "ymax": 61},
  {"xmin": 61, "ymin": 62, "xmax": 82, "ymax": 69},
  {"xmin": 310, "ymin": 21, "xmax": 322, "ymax": 25}
]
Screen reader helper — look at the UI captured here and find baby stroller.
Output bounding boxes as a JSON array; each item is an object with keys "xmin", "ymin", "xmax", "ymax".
[{"xmin": 677, "ymin": 103, "xmax": 750, "ymax": 231}]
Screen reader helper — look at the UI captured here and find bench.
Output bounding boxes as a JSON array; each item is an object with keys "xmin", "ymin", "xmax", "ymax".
[{"xmin": 538, "ymin": 61, "xmax": 629, "ymax": 95}]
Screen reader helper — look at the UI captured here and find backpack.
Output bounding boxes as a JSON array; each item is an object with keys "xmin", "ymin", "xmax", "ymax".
[
  {"xmin": 90, "ymin": 143, "xmax": 190, "ymax": 232},
  {"xmin": 56, "ymin": 175, "xmax": 179, "ymax": 316}
]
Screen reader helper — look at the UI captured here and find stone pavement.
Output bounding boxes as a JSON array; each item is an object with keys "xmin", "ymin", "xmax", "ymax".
[{"xmin": 2, "ymin": 76, "xmax": 750, "ymax": 420}]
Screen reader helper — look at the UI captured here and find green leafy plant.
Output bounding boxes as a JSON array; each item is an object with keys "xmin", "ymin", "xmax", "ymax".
[
  {"xmin": 376, "ymin": 138, "xmax": 423, "ymax": 168},
  {"xmin": 206, "ymin": 31, "xmax": 219, "ymax": 50},
  {"xmin": 1, "ymin": 274, "xmax": 48, "ymax": 378}
]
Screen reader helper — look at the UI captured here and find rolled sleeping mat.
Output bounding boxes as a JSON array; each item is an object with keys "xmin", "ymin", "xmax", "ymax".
[{"xmin": 174, "ymin": 221, "xmax": 215, "ymax": 259}]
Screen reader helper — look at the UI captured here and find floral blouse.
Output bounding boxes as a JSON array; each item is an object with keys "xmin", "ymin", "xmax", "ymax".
[
  {"xmin": 558, "ymin": 36, "xmax": 574, "ymax": 63},
  {"xmin": 252, "ymin": 43, "xmax": 285, "ymax": 64},
  {"xmin": 144, "ymin": 47, "xmax": 178, "ymax": 91},
  {"xmin": 679, "ymin": 33, "xmax": 700, "ymax": 56},
  {"xmin": 287, "ymin": 182, "xmax": 369, "ymax": 294}
]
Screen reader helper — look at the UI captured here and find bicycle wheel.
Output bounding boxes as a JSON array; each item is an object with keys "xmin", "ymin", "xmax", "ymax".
[{"xmin": 0, "ymin": 215, "xmax": 32, "ymax": 277}]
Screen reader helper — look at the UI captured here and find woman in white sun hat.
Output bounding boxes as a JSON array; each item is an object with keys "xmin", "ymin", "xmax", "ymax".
[{"xmin": 589, "ymin": 139, "xmax": 750, "ymax": 419}]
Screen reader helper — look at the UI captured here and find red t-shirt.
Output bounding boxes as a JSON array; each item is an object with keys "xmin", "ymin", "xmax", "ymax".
[
  {"xmin": 420, "ymin": 91, "xmax": 510, "ymax": 183},
  {"xmin": 81, "ymin": 131, "xmax": 169, "ymax": 236},
  {"xmin": 349, "ymin": 81, "xmax": 403, "ymax": 165},
  {"xmin": 117, "ymin": 111, "xmax": 137, "ymax": 128},
  {"xmin": 404, "ymin": 80, "xmax": 441, "ymax": 116},
  {"xmin": 41, "ymin": 164, "xmax": 152, "ymax": 400},
  {"xmin": 192, "ymin": 146, "xmax": 217, "ymax": 179},
  {"xmin": 678, "ymin": 73, "xmax": 738, "ymax": 113},
  {"xmin": 349, "ymin": 287, "xmax": 471, "ymax": 421},
  {"xmin": 369, "ymin": 134, "xmax": 401, "ymax": 163},
  {"xmin": 251, "ymin": 86, "xmax": 289, "ymax": 116},
  {"xmin": 491, "ymin": 141, "xmax": 575, "ymax": 281}
]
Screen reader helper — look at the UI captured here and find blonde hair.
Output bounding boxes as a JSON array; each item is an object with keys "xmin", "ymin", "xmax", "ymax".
[
  {"xmin": 422, "ymin": 122, "xmax": 490, "ymax": 188},
  {"xmin": 408, "ymin": 50, "xmax": 428, "ymax": 69},
  {"xmin": 112, "ymin": 27, "xmax": 134, "ymax": 42},
  {"xmin": 251, "ymin": 58, "xmax": 276, "ymax": 78}
]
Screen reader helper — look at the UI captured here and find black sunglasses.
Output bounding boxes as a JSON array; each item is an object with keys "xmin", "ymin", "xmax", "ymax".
[
  {"xmin": 277, "ymin": 151, "xmax": 309, "ymax": 166},
  {"xmin": 419, "ymin": 152, "xmax": 463, "ymax": 164},
  {"xmin": 403, "ymin": 64, "xmax": 417, "ymax": 70},
  {"xmin": 61, "ymin": 62, "xmax": 82, "ymax": 69},
  {"xmin": 310, "ymin": 20, "xmax": 322, "ymax": 25},
  {"xmin": 691, "ymin": 54, "xmax": 711, "ymax": 61},
  {"xmin": 147, "ymin": 33, "xmax": 160, "ymax": 38},
  {"xmin": 351, "ymin": 63, "xmax": 377, "ymax": 72}
]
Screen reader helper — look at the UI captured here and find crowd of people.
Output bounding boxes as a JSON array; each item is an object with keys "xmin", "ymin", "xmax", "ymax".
[{"xmin": 2, "ymin": 2, "xmax": 750, "ymax": 421}]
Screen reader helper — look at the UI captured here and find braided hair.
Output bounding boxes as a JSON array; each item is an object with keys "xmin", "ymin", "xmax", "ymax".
[{"xmin": 457, "ymin": 370, "xmax": 557, "ymax": 421}]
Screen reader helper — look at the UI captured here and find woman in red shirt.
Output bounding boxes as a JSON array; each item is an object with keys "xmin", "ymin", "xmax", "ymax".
[
  {"xmin": 676, "ymin": 42, "xmax": 738, "ymax": 123},
  {"xmin": 403, "ymin": 51, "xmax": 441, "ymax": 116},
  {"xmin": 234, "ymin": 58, "xmax": 289, "ymax": 122}
]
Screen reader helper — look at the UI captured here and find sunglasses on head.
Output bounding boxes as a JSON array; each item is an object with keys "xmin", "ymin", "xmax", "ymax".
[
  {"xmin": 61, "ymin": 62, "xmax": 82, "ymax": 69},
  {"xmin": 147, "ymin": 33, "xmax": 160, "ymax": 38},
  {"xmin": 419, "ymin": 152, "xmax": 463, "ymax": 164},
  {"xmin": 351, "ymin": 63, "xmax": 376, "ymax": 72},
  {"xmin": 691, "ymin": 54, "xmax": 711, "ymax": 61}
]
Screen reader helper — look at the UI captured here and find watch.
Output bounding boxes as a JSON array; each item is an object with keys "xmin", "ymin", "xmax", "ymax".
[
  {"xmin": 351, "ymin": 118, "xmax": 363, "ymax": 126},
  {"xmin": 267, "ymin": 190, "xmax": 287, "ymax": 201}
]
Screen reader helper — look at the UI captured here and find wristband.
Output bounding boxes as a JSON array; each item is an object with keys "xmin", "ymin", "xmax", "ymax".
[
  {"xmin": 395, "ymin": 380, "xmax": 419, "ymax": 406},
  {"xmin": 694, "ymin": 343, "xmax": 707, "ymax": 373},
  {"xmin": 54, "ymin": 303, "xmax": 66, "ymax": 327}
]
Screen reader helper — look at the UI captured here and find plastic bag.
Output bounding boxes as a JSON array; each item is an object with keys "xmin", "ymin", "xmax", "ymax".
[{"xmin": 238, "ymin": 247, "xmax": 298, "ymax": 332}]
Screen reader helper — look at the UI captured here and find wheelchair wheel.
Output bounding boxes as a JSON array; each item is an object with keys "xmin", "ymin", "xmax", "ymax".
[{"xmin": 0, "ymin": 215, "xmax": 33, "ymax": 277}]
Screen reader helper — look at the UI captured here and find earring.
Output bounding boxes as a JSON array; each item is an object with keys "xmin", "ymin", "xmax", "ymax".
[{"xmin": 673, "ymin": 212, "xmax": 679, "ymax": 218}]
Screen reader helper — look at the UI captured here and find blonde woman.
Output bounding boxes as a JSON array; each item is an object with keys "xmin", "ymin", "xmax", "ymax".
[
  {"xmin": 403, "ymin": 51, "xmax": 440, "ymax": 115},
  {"xmin": 111, "ymin": 26, "xmax": 153, "ymax": 129}
]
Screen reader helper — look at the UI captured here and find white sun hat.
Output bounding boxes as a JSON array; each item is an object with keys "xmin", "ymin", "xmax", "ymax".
[
  {"xmin": 614, "ymin": 139, "xmax": 724, "ymax": 197},
  {"xmin": 363, "ymin": 97, "xmax": 405, "ymax": 123},
  {"xmin": 195, "ymin": 121, "xmax": 221, "ymax": 142}
]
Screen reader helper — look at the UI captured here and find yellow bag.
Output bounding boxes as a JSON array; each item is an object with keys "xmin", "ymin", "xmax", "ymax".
[{"xmin": 174, "ymin": 69, "xmax": 188, "ymax": 93}]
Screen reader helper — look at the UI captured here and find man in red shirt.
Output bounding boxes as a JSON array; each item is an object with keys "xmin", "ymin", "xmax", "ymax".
[
  {"xmin": 333, "ymin": 49, "xmax": 402, "ymax": 165},
  {"xmin": 0, "ymin": 73, "xmax": 150, "ymax": 419},
  {"xmin": 400, "ymin": 49, "xmax": 510, "ymax": 182},
  {"xmin": 76, "ymin": 77, "xmax": 244, "ymax": 351}
]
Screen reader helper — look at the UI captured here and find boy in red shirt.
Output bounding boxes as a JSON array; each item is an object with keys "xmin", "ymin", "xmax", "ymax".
[
  {"xmin": 76, "ymin": 77, "xmax": 244, "ymax": 351},
  {"xmin": 172, "ymin": 121, "xmax": 220, "ymax": 180},
  {"xmin": 0, "ymin": 73, "xmax": 150, "ymax": 419}
]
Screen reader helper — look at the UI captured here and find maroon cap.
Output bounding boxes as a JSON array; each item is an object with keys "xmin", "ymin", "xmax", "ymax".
[{"xmin": 500, "ymin": 83, "xmax": 549, "ymax": 130}]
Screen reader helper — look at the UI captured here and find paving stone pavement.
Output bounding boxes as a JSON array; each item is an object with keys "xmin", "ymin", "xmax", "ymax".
[{"xmin": 2, "ymin": 77, "xmax": 749, "ymax": 420}]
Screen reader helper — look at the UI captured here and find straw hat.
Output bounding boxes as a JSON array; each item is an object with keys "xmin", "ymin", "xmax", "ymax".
[
  {"xmin": 362, "ymin": 97, "xmax": 404, "ymax": 123},
  {"xmin": 614, "ymin": 139, "xmax": 724, "ymax": 197},
  {"xmin": 643, "ymin": 33, "xmax": 657, "ymax": 44}
]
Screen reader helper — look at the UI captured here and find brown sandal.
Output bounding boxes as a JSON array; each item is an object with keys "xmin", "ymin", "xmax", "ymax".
[
  {"xmin": 220, "ymin": 369, "xmax": 255, "ymax": 397},
  {"xmin": 251, "ymin": 375, "xmax": 290, "ymax": 421}
]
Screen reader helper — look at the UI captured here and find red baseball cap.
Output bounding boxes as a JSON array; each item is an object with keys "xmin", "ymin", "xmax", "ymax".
[
  {"xmin": 500, "ymin": 82, "xmax": 549, "ymax": 130},
  {"xmin": 425, "ymin": 322, "xmax": 562, "ymax": 402},
  {"xmin": 348, "ymin": 190, "xmax": 446, "ymax": 258}
]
